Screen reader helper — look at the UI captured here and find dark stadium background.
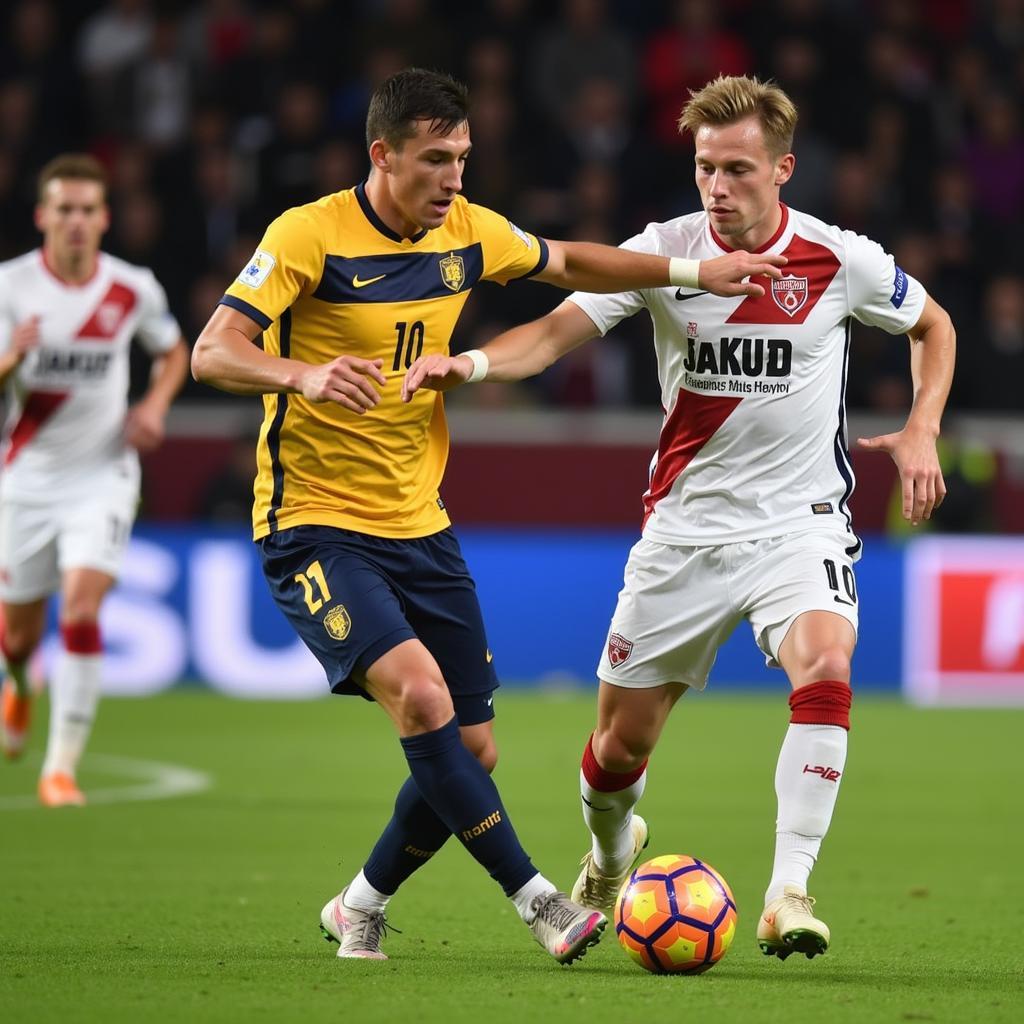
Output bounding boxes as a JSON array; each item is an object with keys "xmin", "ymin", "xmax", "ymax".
[{"xmin": 2, "ymin": 0, "xmax": 1022, "ymax": 699}]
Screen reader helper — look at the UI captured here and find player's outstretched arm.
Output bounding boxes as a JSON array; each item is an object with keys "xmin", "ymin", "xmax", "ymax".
[
  {"xmin": 856, "ymin": 294, "xmax": 956, "ymax": 526},
  {"xmin": 124, "ymin": 337, "xmax": 189, "ymax": 452},
  {"xmin": 192, "ymin": 305, "xmax": 387, "ymax": 413},
  {"xmin": 534, "ymin": 240, "xmax": 787, "ymax": 298},
  {"xmin": 402, "ymin": 300, "xmax": 599, "ymax": 402}
]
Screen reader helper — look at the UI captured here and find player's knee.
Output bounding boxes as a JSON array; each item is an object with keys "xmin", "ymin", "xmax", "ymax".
[
  {"xmin": 396, "ymin": 674, "xmax": 454, "ymax": 733},
  {"xmin": 800, "ymin": 646, "xmax": 852, "ymax": 685},
  {"xmin": 592, "ymin": 727, "xmax": 652, "ymax": 774}
]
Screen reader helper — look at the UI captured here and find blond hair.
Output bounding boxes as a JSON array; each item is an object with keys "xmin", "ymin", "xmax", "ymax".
[
  {"xmin": 678, "ymin": 76, "xmax": 798, "ymax": 157},
  {"xmin": 37, "ymin": 153, "xmax": 108, "ymax": 203}
]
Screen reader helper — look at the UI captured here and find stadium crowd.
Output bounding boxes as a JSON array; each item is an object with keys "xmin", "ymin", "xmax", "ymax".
[{"xmin": 0, "ymin": 0, "xmax": 1021, "ymax": 412}]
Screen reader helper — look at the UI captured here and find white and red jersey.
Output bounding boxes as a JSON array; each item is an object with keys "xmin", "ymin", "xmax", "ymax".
[
  {"xmin": 0, "ymin": 250, "xmax": 181, "ymax": 502},
  {"xmin": 569, "ymin": 204, "xmax": 926, "ymax": 554}
]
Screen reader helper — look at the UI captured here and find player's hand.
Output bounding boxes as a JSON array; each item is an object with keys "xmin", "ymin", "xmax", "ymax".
[
  {"xmin": 401, "ymin": 353, "xmax": 473, "ymax": 402},
  {"xmin": 857, "ymin": 427, "xmax": 946, "ymax": 526},
  {"xmin": 11, "ymin": 315, "xmax": 41, "ymax": 357},
  {"xmin": 124, "ymin": 400, "xmax": 167, "ymax": 453},
  {"xmin": 299, "ymin": 356, "xmax": 386, "ymax": 413},
  {"xmin": 699, "ymin": 252, "xmax": 788, "ymax": 298}
]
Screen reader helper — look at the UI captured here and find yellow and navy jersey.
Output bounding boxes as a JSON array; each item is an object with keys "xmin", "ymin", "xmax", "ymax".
[{"xmin": 221, "ymin": 182, "xmax": 548, "ymax": 540}]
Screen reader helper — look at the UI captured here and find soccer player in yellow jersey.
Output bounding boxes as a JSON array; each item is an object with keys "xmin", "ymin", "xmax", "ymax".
[{"xmin": 192, "ymin": 68, "xmax": 785, "ymax": 965}]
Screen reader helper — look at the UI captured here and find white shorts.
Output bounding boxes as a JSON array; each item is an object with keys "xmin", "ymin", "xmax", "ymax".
[
  {"xmin": 0, "ymin": 475, "xmax": 138, "ymax": 603},
  {"xmin": 597, "ymin": 531, "xmax": 860, "ymax": 690}
]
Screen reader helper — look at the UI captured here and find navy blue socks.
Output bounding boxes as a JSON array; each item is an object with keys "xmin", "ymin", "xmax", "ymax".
[
  {"xmin": 399, "ymin": 716, "xmax": 536, "ymax": 896},
  {"xmin": 363, "ymin": 776, "xmax": 451, "ymax": 895}
]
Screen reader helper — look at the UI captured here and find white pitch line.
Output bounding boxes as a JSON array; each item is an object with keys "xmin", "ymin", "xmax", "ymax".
[{"xmin": 0, "ymin": 753, "xmax": 211, "ymax": 811}]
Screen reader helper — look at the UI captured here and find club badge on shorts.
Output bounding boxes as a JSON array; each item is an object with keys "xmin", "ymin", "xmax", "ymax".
[
  {"xmin": 607, "ymin": 633, "xmax": 634, "ymax": 667},
  {"xmin": 323, "ymin": 604, "xmax": 351, "ymax": 641}
]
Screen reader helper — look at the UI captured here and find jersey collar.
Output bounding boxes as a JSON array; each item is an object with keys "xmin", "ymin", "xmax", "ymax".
[
  {"xmin": 38, "ymin": 248, "xmax": 103, "ymax": 287},
  {"xmin": 355, "ymin": 181, "xmax": 429, "ymax": 244},
  {"xmin": 707, "ymin": 202, "xmax": 790, "ymax": 255}
]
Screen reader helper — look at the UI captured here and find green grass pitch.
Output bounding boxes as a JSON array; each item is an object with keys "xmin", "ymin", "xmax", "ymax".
[{"xmin": 1, "ymin": 689, "xmax": 1020, "ymax": 1024}]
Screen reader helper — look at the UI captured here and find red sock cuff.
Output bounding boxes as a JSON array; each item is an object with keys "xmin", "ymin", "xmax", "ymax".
[
  {"xmin": 789, "ymin": 680, "xmax": 852, "ymax": 730},
  {"xmin": 581, "ymin": 734, "xmax": 648, "ymax": 792},
  {"xmin": 61, "ymin": 621, "xmax": 102, "ymax": 655}
]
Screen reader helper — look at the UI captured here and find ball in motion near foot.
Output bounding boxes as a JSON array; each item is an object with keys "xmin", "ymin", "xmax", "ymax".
[{"xmin": 615, "ymin": 854, "xmax": 737, "ymax": 974}]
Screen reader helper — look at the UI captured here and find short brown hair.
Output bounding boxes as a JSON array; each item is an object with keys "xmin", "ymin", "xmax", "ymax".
[
  {"xmin": 366, "ymin": 68, "xmax": 469, "ymax": 150},
  {"xmin": 37, "ymin": 153, "xmax": 108, "ymax": 203},
  {"xmin": 678, "ymin": 75, "xmax": 798, "ymax": 157}
]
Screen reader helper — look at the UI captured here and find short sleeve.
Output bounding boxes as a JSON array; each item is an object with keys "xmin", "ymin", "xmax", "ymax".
[
  {"xmin": 565, "ymin": 226, "xmax": 658, "ymax": 337},
  {"xmin": 134, "ymin": 269, "xmax": 181, "ymax": 355},
  {"xmin": 468, "ymin": 203, "xmax": 549, "ymax": 285},
  {"xmin": 845, "ymin": 231, "xmax": 926, "ymax": 334},
  {"xmin": 221, "ymin": 208, "xmax": 326, "ymax": 329}
]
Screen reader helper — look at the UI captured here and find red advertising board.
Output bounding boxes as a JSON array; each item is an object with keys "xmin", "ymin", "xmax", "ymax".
[{"xmin": 904, "ymin": 538, "xmax": 1024, "ymax": 705}]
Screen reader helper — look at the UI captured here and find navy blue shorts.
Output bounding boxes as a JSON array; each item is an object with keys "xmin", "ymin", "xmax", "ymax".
[{"xmin": 258, "ymin": 525, "xmax": 498, "ymax": 725}]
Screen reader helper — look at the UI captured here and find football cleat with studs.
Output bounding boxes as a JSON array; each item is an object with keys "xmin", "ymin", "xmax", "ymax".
[
  {"xmin": 570, "ymin": 814, "xmax": 649, "ymax": 914},
  {"xmin": 319, "ymin": 886, "xmax": 393, "ymax": 960},
  {"xmin": 38, "ymin": 772, "xmax": 86, "ymax": 808},
  {"xmin": 527, "ymin": 890, "xmax": 606, "ymax": 965},
  {"xmin": 757, "ymin": 885, "xmax": 830, "ymax": 960}
]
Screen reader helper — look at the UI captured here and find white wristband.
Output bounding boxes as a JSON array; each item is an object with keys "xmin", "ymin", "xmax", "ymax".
[
  {"xmin": 462, "ymin": 349, "xmax": 489, "ymax": 383},
  {"xmin": 668, "ymin": 257, "xmax": 701, "ymax": 290}
]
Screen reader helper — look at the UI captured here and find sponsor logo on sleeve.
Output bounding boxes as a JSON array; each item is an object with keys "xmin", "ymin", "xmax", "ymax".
[
  {"xmin": 507, "ymin": 220, "xmax": 534, "ymax": 248},
  {"xmin": 890, "ymin": 265, "xmax": 908, "ymax": 309},
  {"xmin": 811, "ymin": 502, "xmax": 834, "ymax": 515},
  {"xmin": 238, "ymin": 250, "xmax": 276, "ymax": 289}
]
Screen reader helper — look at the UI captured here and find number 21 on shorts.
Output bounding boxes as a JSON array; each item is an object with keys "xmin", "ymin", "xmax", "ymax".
[{"xmin": 295, "ymin": 559, "xmax": 331, "ymax": 614}]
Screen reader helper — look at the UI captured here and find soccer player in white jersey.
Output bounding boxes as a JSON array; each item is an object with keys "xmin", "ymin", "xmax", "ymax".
[
  {"xmin": 0, "ymin": 154, "xmax": 188, "ymax": 806},
  {"xmin": 402, "ymin": 75, "xmax": 956, "ymax": 960}
]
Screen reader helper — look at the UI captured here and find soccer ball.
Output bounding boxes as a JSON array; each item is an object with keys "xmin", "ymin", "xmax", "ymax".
[{"xmin": 615, "ymin": 854, "xmax": 738, "ymax": 974}]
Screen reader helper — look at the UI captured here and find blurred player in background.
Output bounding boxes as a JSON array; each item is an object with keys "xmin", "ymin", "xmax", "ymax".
[
  {"xmin": 403, "ymin": 74, "xmax": 956, "ymax": 961},
  {"xmin": 192, "ymin": 68, "xmax": 783, "ymax": 965},
  {"xmin": 0, "ymin": 154, "xmax": 188, "ymax": 806}
]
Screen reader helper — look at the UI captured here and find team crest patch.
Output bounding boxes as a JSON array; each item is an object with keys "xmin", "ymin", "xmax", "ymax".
[
  {"xmin": 439, "ymin": 252, "xmax": 466, "ymax": 292},
  {"xmin": 607, "ymin": 633, "xmax": 634, "ymax": 667},
  {"xmin": 238, "ymin": 249, "xmax": 276, "ymax": 289},
  {"xmin": 507, "ymin": 220, "xmax": 533, "ymax": 248},
  {"xmin": 323, "ymin": 604, "xmax": 351, "ymax": 640},
  {"xmin": 771, "ymin": 274, "xmax": 808, "ymax": 317}
]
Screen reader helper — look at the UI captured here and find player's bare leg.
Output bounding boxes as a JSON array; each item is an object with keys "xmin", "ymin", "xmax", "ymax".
[
  {"xmin": 1, "ymin": 599, "xmax": 46, "ymax": 760},
  {"xmin": 329, "ymin": 639, "xmax": 604, "ymax": 964},
  {"xmin": 572, "ymin": 681, "xmax": 685, "ymax": 913},
  {"xmin": 758, "ymin": 611, "xmax": 854, "ymax": 959},
  {"xmin": 38, "ymin": 568, "xmax": 113, "ymax": 806}
]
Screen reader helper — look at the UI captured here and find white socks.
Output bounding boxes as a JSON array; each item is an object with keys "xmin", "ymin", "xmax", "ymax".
[
  {"xmin": 510, "ymin": 872, "xmax": 557, "ymax": 923},
  {"xmin": 765, "ymin": 723, "xmax": 848, "ymax": 903},
  {"xmin": 41, "ymin": 648, "xmax": 102, "ymax": 779},
  {"xmin": 343, "ymin": 869, "xmax": 391, "ymax": 914},
  {"xmin": 581, "ymin": 767, "xmax": 647, "ymax": 876}
]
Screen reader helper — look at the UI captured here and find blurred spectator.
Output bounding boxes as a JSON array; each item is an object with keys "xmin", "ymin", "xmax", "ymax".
[
  {"xmin": 963, "ymin": 275, "xmax": 1024, "ymax": 411},
  {"xmin": 0, "ymin": 2, "xmax": 1018, "ymax": 419},
  {"xmin": 643, "ymin": 0, "xmax": 751, "ymax": 149},
  {"xmin": 532, "ymin": 0, "xmax": 634, "ymax": 132},
  {"xmin": 76, "ymin": 0, "xmax": 153, "ymax": 133}
]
